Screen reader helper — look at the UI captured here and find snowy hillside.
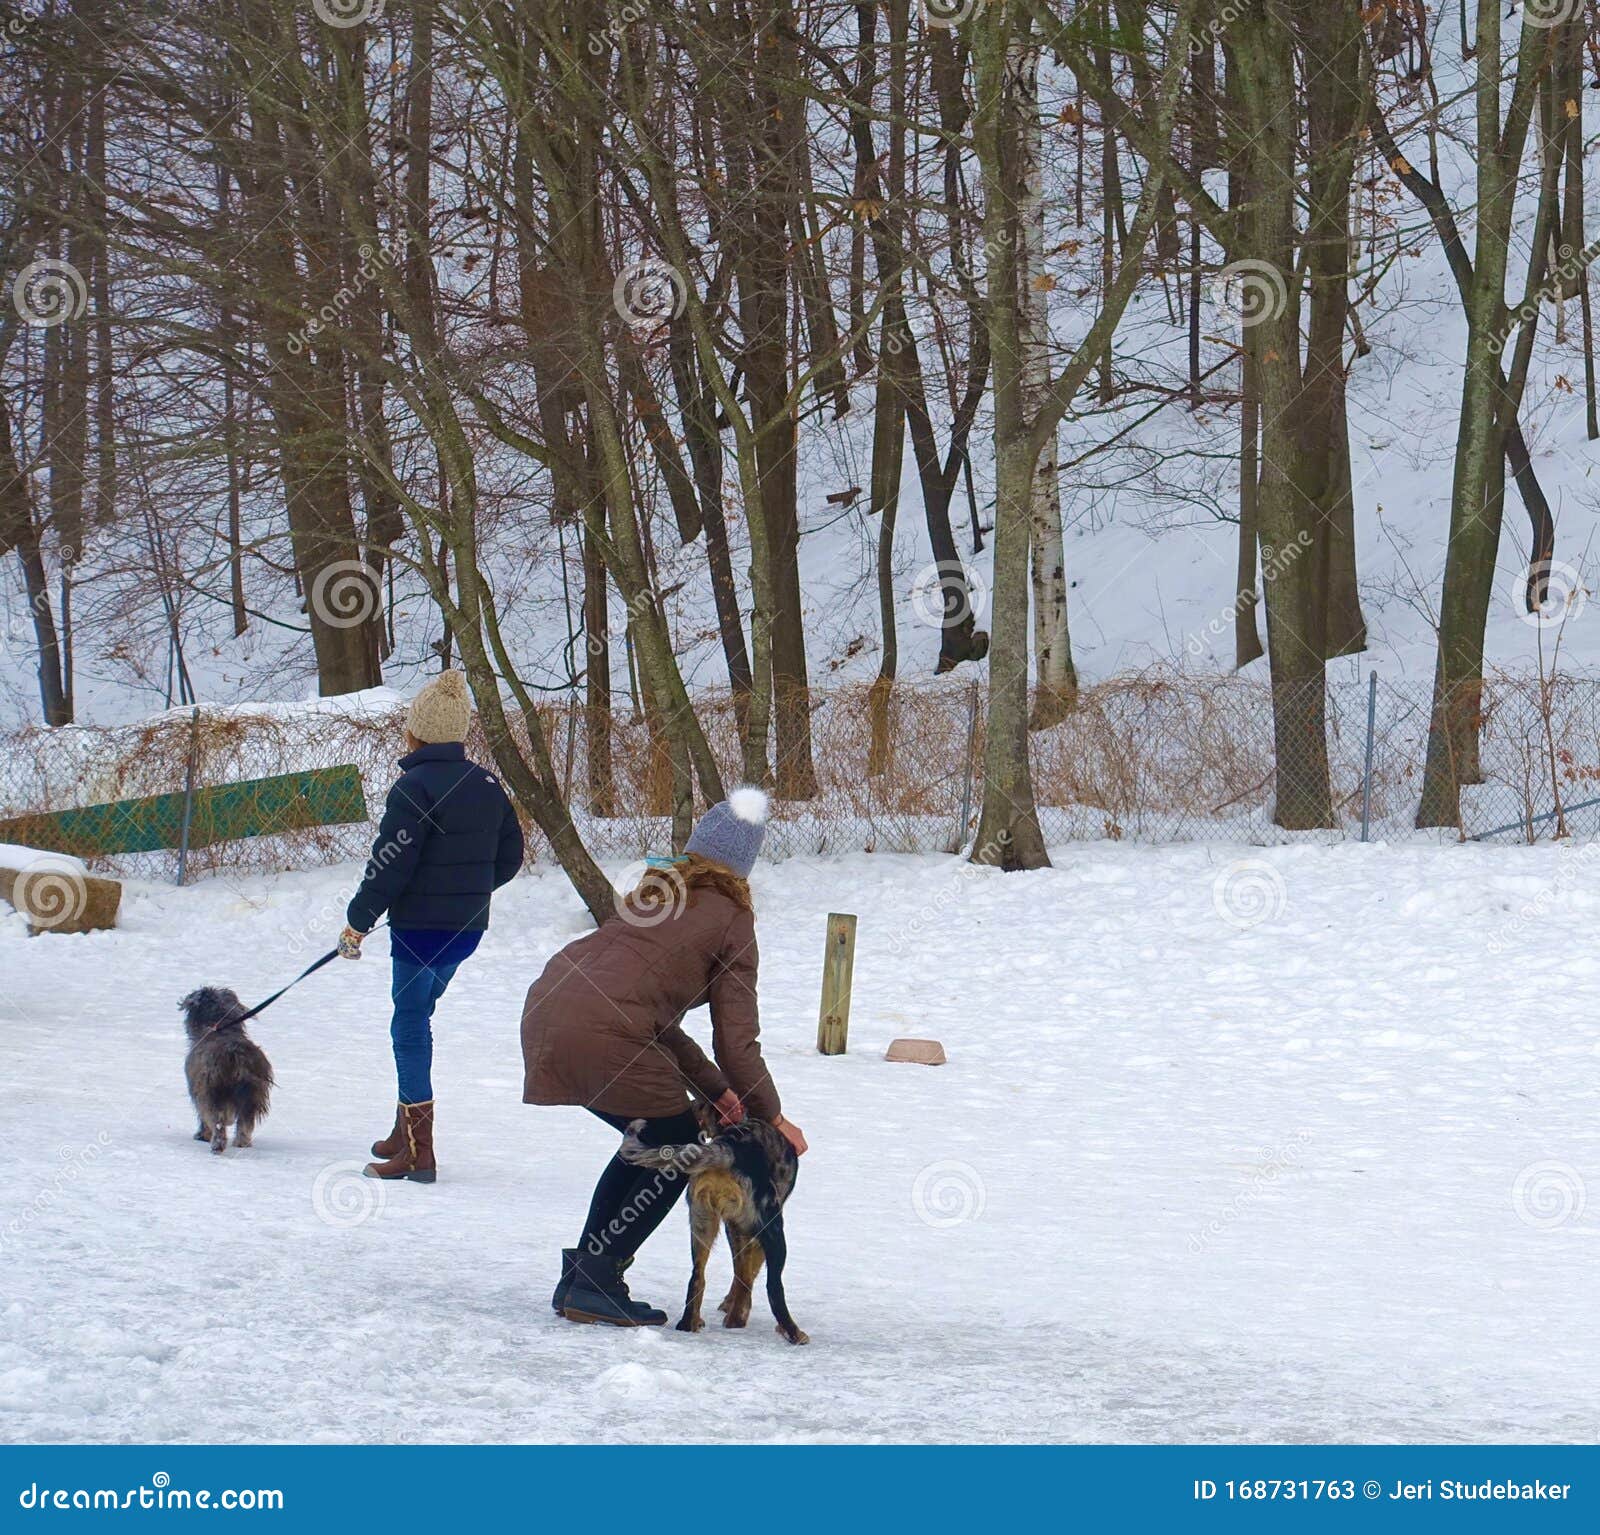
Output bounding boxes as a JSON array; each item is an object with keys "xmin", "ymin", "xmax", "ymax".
[
  {"xmin": 3, "ymin": 20, "xmax": 1598, "ymax": 730},
  {"xmin": 4, "ymin": 845, "xmax": 1596, "ymax": 1442}
]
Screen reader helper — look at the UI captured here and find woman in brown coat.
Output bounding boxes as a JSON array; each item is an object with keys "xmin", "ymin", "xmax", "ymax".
[{"xmin": 521, "ymin": 787, "xmax": 807, "ymax": 1326}]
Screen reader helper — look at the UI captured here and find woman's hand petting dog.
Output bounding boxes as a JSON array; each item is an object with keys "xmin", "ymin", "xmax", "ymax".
[
  {"xmin": 713, "ymin": 1089, "xmax": 745, "ymax": 1127},
  {"xmin": 773, "ymin": 1114, "xmax": 807, "ymax": 1156}
]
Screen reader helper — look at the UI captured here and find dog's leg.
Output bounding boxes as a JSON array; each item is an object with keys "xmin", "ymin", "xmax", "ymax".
[
  {"xmin": 234, "ymin": 1115, "xmax": 254, "ymax": 1149},
  {"xmin": 676, "ymin": 1198, "xmax": 718, "ymax": 1334},
  {"xmin": 210, "ymin": 1111, "xmax": 228, "ymax": 1156},
  {"xmin": 715, "ymin": 1221, "xmax": 745, "ymax": 1314},
  {"xmin": 758, "ymin": 1212, "xmax": 808, "ymax": 1345},
  {"xmin": 719, "ymin": 1225, "xmax": 765, "ymax": 1328},
  {"xmin": 194, "ymin": 1121, "xmax": 211, "ymax": 1143}
]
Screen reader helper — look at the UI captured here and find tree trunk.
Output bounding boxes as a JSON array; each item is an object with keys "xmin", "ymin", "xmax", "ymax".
[
  {"xmin": 1417, "ymin": 3, "xmax": 1546, "ymax": 826},
  {"xmin": 970, "ymin": 6, "xmax": 1051, "ymax": 869},
  {"xmin": 1233, "ymin": 3, "xmax": 1333, "ymax": 828},
  {"xmin": 1013, "ymin": 26, "xmax": 1076, "ymax": 730}
]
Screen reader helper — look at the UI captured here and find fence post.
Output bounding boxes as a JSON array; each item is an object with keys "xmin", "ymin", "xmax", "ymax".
[
  {"xmin": 956, "ymin": 680, "xmax": 980, "ymax": 851},
  {"xmin": 176, "ymin": 706, "xmax": 202, "ymax": 886},
  {"xmin": 816, "ymin": 912, "xmax": 857, "ymax": 1056},
  {"xmin": 1360, "ymin": 670, "xmax": 1377, "ymax": 843}
]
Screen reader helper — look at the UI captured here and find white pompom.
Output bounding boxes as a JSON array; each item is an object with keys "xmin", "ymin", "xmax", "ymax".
[{"xmin": 727, "ymin": 786, "xmax": 768, "ymax": 824}]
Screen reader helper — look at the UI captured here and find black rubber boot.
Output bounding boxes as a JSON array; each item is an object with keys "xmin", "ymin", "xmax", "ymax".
[
  {"xmin": 551, "ymin": 1249, "xmax": 640, "ymax": 1315},
  {"xmin": 560, "ymin": 1251, "xmax": 666, "ymax": 1327}
]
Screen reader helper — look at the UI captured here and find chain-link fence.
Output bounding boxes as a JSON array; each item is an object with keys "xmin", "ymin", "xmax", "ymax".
[{"xmin": 3, "ymin": 671, "xmax": 1600, "ymax": 883}]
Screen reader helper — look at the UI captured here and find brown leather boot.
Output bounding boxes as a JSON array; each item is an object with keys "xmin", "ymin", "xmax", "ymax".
[
  {"xmin": 363, "ymin": 1100, "xmax": 437, "ymax": 1183},
  {"xmin": 371, "ymin": 1104, "xmax": 404, "ymax": 1160}
]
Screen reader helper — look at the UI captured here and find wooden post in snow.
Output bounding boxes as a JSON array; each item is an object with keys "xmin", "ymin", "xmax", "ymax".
[{"xmin": 816, "ymin": 912, "xmax": 856, "ymax": 1055}]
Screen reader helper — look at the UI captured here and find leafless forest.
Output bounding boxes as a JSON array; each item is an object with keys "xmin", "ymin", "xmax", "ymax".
[{"xmin": 2, "ymin": 1, "xmax": 1599, "ymax": 901}]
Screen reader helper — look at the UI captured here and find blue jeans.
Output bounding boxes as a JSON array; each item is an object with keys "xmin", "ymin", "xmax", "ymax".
[{"xmin": 390, "ymin": 957, "xmax": 461, "ymax": 1104}]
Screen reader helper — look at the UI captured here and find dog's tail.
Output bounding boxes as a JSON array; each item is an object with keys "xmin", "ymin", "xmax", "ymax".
[{"xmin": 618, "ymin": 1119, "xmax": 733, "ymax": 1174}]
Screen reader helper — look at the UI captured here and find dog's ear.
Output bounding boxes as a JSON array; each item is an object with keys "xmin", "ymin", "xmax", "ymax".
[{"xmin": 691, "ymin": 1098, "xmax": 719, "ymax": 1140}]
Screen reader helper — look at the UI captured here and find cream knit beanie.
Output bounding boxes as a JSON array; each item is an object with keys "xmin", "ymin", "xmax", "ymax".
[{"xmin": 406, "ymin": 669, "xmax": 473, "ymax": 744}]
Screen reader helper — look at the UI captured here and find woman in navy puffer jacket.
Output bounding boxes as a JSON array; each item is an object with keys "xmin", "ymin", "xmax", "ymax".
[{"xmin": 340, "ymin": 670, "xmax": 523, "ymax": 1183}]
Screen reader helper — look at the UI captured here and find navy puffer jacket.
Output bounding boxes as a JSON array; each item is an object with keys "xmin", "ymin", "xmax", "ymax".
[{"xmin": 346, "ymin": 742, "xmax": 524, "ymax": 934}]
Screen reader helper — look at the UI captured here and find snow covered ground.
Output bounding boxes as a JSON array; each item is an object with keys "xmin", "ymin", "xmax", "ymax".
[{"xmin": 2, "ymin": 843, "xmax": 1597, "ymax": 1444}]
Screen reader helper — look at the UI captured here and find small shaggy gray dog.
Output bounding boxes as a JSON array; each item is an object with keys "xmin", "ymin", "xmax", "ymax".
[{"xmin": 180, "ymin": 987, "xmax": 274, "ymax": 1154}]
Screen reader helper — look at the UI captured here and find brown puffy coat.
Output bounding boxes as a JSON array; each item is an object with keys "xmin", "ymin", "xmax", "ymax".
[{"xmin": 520, "ymin": 883, "xmax": 781, "ymax": 1121}]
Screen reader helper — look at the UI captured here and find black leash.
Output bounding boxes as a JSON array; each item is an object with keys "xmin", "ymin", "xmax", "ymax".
[{"xmin": 237, "ymin": 920, "xmax": 387, "ymax": 1023}]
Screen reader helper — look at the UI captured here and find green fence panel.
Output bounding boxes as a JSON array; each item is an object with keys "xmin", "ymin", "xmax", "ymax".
[{"xmin": 0, "ymin": 764, "xmax": 369, "ymax": 858}]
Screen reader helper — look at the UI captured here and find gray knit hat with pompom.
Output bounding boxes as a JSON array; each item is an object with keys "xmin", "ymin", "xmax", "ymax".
[{"xmin": 684, "ymin": 787, "xmax": 768, "ymax": 878}]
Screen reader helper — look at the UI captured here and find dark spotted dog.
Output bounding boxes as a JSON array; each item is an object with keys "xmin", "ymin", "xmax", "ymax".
[{"xmin": 619, "ymin": 1115, "xmax": 807, "ymax": 1344}]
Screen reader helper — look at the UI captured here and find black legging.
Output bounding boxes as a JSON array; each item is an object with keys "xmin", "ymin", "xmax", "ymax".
[{"xmin": 577, "ymin": 1107, "xmax": 700, "ymax": 1263}]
